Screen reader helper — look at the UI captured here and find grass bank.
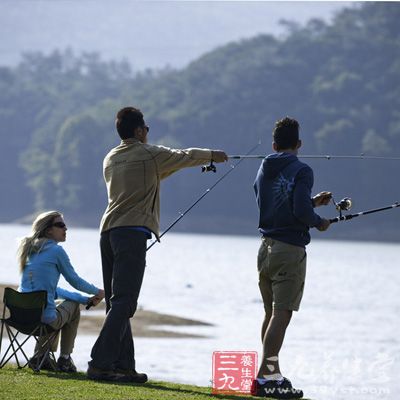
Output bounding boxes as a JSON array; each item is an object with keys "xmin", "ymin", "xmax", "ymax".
[{"xmin": 0, "ymin": 366, "xmax": 259, "ymax": 400}]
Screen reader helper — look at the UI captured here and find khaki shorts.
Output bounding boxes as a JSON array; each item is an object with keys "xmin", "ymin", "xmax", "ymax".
[{"xmin": 257, "ymin": 237, "xmax": 307, "ymax": 312}]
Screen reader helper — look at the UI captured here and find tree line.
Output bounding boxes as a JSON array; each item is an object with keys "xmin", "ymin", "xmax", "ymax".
[{"xmin": 0, "ymin": 2, "xmax": 399, "ymax": 241}]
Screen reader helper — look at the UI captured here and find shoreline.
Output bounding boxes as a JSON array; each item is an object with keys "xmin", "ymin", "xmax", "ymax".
[
  {"xmin": 4, "ymin": 217, "xmax": 400, "ymax": 244},
  {"xmin": 0, "ymin": 283, "xmax": 213, "ymax": 339}
]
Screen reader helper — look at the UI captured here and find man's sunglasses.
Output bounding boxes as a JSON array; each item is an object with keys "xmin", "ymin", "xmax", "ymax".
[
  {"xmin": 143, "ymin": 125, "xmax": 150, "ymax": 133},
  {"xmin": 52, "ymin": 222, "xmax": 67, "ymax": 229}
]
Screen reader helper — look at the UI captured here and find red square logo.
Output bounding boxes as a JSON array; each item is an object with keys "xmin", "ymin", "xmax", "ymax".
[{"xmin": 212, "ymin": 351, "xmax": 258, "ymax": 395}]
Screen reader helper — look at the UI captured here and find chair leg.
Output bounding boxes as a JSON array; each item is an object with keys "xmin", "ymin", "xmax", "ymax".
[
  {"xmin": 25, "ymin": 328, "xmax": 59, "ymax": 372},
  {"xmin": 0, "ymin": 325, "xmax": 40, "ymax": 369},
  {"xmin": 39, "ymin": 330, "xmax": 59, "ymax": 371},
  {"xmin": 0, "ymin": 305, "xmax": 6, "ymax": 357},
  {"xmin": 11, "ymin": 329, "xmax": 34, "ymax": 369},
  {"xmin": 0, "ymin": 326, "xmax": 21, "ymax": 368},
  {"xmin": 2, "ymin": 326, "xmax": 34, "ymax": 368},
  {"xmin": 0, "ymin": 318, "xmax": 5, "ymax": 357},
  {"xmin": 0, "ymin": 325, "xmax": 12, "ymax": 368},
  {"xmin": 47, "ymin": 332, "xmax": 59, "ymax": 371},
  {"xmin": 0, "ymin": 323, "xmax": 60, "ymax": 372}
]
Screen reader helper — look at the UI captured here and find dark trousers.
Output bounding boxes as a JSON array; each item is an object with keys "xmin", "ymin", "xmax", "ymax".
[{"xmin": 90, "ymin": 228, "xmax": 147, "ymax": 370}]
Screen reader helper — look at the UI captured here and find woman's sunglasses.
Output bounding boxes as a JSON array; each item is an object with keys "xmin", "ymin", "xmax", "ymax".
[{"xmin": 52, "ymin": 222, "xmax": 67, "ymax": 229}]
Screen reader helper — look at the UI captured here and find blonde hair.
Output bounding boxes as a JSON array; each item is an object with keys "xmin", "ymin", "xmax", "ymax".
[{"xmin": 17, "ymin": 211, "xmax": 63, "ymax": 272}]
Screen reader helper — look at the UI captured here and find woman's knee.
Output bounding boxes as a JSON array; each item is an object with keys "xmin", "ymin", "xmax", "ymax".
[{"xmin": 59, "ymin": 300, "xmax": 81, "ymax": 321}]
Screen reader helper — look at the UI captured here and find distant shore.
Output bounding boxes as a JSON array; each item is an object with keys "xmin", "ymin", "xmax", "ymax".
[
  {"xmin": 5, "ymin": 215, "xmax": 400, "ymax": 244},
  {"xmin": 0, "ymin": 283, "xmax": 212, "ymax": 339}
]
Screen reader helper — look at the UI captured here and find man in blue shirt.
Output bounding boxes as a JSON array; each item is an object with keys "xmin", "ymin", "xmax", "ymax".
[{"xmin": 252, "ymin": 117, "xmax": 331, "ymax": 399}]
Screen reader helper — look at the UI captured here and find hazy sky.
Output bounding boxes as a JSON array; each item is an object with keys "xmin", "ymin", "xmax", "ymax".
[{"xmin": 0, "ymin": 1, "xmax": 353, "ymax": 71}]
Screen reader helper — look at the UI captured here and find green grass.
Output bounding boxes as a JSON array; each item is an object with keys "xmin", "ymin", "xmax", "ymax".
[{"xmin": 0, "ymin": 366, "xmax": 259, "ymax": 400}]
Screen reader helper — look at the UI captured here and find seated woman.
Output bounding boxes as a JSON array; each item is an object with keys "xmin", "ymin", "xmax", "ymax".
[{"xmin": 17, "ymin": 211, "xmax": 104, "ymax": 372}]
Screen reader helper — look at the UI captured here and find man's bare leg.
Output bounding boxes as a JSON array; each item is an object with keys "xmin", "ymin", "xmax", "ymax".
[{"xmin": 257, "ymin": 309, "xmax": 292, "ymax": 379}]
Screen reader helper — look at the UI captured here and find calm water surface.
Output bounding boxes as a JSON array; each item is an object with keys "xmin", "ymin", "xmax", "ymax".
[{"xmin": 0, "ymin": 224, "xmax": 398, "ymax": 400}]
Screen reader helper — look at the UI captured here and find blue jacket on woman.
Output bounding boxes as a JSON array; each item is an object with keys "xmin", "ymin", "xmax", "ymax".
[{"xmin": 19, "ymin": 240, "xmax": 99, "ymax": 323}]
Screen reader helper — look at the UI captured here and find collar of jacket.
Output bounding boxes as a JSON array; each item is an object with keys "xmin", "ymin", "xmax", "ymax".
[{"xmin": 121, "ymin": 137, "xmax": 141, "ymax": 145}]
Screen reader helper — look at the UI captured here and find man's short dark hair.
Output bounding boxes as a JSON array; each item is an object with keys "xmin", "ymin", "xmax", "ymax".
[
  {"xmin": 273, "ymin": 117, "xmax": 300, "ymax": 151},
  {"xmin": 115, "ymin": 107, "xmax": 145, "ymax": 139}
]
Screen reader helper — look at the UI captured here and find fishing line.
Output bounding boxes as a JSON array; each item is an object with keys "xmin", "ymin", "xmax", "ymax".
[
  {"xmin": 146, "ymin": 141, "xmax": 262, "ymax": 251},
  {"xmin": 228, "ymin": 154, "xmax": 400, "ymax": 161}
]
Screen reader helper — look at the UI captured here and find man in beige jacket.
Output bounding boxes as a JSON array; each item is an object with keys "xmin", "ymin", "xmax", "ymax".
[{"xmin": 88, "ymin": 106, "xmax": 227, "ymax": 382}]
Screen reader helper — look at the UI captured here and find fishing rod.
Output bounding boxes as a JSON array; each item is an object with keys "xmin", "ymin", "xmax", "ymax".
[
  {"xmin": 330, "ymin": 202, "xmax": 400, "ymax": 223},
  {"xmin": 146, "ymin": 142, "xmax": 261, "ymax": 251},
  {"xmin": 228, "ymin": 154, "xmax": 400, "ymax": 161},
  {"xmin": 329, "ymin": 199, "xmax": 400, "ymax": 224},
  {"xmin": 86, "ymin": 143, "xmax": 261, "ymax": 309}
]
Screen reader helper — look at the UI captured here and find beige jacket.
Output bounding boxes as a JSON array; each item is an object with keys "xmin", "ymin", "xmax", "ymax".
[{"xmin": 100, "ymin": 138, "xmax": 213, "ymax": 238}]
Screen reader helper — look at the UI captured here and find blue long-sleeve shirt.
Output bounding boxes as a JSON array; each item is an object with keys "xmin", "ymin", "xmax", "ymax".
[
  {"xmin": 254, "ymin": 153, "xmax": 323, "ymax": 247},
  {"xmin": 19, "ymin": 240, "xmax": 99, "ymax": 323}
]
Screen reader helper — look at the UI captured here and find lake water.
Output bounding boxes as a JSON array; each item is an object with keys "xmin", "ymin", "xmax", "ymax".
[{"xmin": 0, "ymin": 223, "xmax": 399, "ymax": 400}]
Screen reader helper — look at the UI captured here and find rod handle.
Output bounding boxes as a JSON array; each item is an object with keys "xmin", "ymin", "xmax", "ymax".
[
  {"xmin": 329, "ymin": 214, "xmax": 356, "ymax": 224},
  {"xmin": 86, "ymin": 300, "xmax": 94, "ymax": 310}
]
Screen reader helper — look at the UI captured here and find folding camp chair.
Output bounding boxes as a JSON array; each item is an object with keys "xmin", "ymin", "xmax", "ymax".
[{"xmin": 0, "ymin": 287, "xmax": 59, "ymax": 372}]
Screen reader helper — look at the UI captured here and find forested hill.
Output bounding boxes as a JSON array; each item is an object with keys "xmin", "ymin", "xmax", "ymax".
[{"xmin": 1, "ymin": 2, "xmax": 399, "ymax": 241}]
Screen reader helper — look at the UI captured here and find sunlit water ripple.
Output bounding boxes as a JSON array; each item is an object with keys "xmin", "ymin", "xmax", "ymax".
[{"xmin": 0, "ymin": 224, "xmax": 398, "ymax": 400}]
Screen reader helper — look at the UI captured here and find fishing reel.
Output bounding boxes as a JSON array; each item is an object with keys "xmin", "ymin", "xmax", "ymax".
[
  {"xmin": 332, "ymin": 197, "xmax": 352, "ymax": 218},
  {"xmin": 201, "ymin": 160, "xmax": 217, "ymax": 173}
]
